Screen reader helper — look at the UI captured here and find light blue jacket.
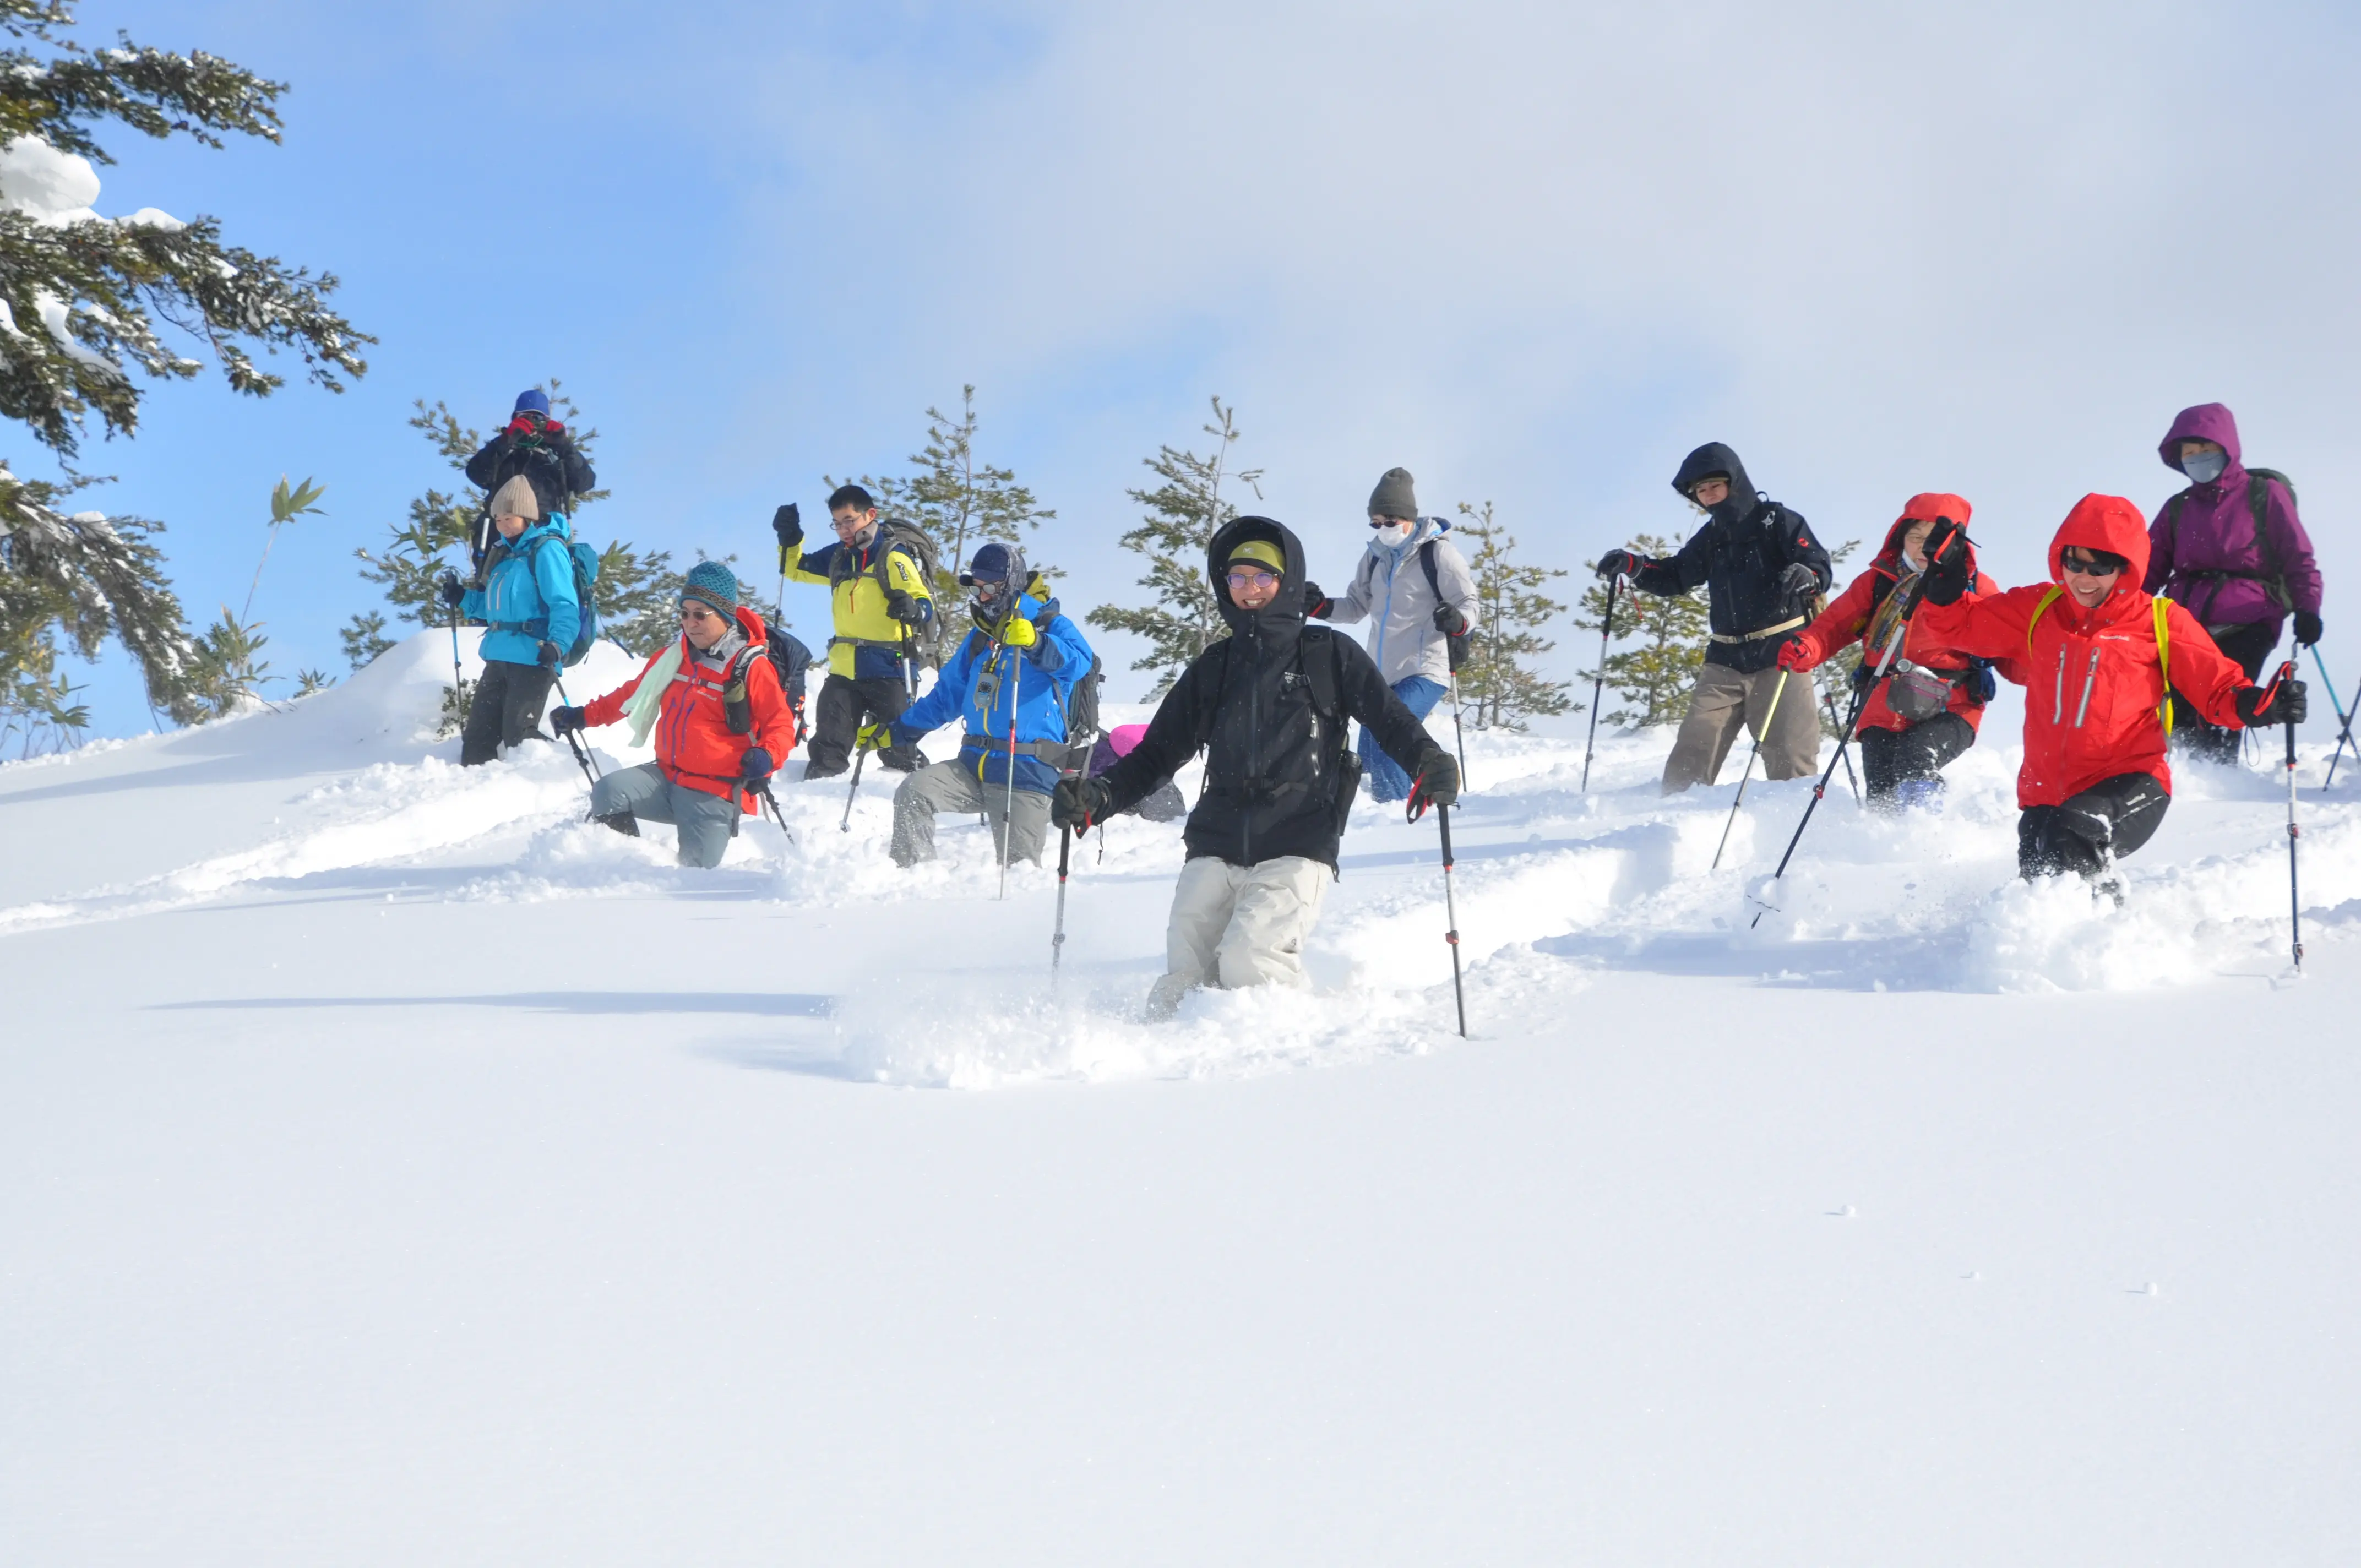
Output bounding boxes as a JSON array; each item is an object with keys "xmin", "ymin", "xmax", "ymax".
[
  {"xmin": 462, "ymin": 517, "xmax": 583, "ymax": 667},
  {"xmin": 891, "ymin": 595, "xmax": 1094, "ymax": 795}
]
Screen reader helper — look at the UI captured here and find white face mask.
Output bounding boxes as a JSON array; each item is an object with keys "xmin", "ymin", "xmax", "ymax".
[
  {"xmin": 2182, "ymin": 449, "xmax": 2228, "ymax": 485},
  {"xmin": 1373, "ymin": 521, "xmax": 1413, "ymax": 547}
]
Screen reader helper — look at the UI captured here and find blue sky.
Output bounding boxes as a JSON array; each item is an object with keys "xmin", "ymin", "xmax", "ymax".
[{"xmin": 28, "ymin": 0, "xmax": 2361, "ymax": 734}]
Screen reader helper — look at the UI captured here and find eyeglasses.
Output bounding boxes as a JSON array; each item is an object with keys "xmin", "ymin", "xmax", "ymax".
[
  {"xmin": 1226, "ymin": 568, "xmax": 1279, "ymax": 590},
  {"xmin": 679, "ymin": 604, "xmax": 722, "ymax": 623},
  {"xmin": 2059, "ymin": 553, "xmax": 2123, "ymax": 578}
]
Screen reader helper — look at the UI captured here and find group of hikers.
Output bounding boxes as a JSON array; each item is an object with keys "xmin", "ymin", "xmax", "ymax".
[{"xmin": 434, "ymin": 387, "xmax": 2323, "ymax": 1014}]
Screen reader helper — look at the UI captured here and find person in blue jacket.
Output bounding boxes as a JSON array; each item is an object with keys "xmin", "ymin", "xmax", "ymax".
[
  {"xmin": 878, "ymin": 543, "xmax": 1094, "ymax": 868},
  {"xmin": 437, "ymin": 474, "xmax": 582, "ymax": 766}
]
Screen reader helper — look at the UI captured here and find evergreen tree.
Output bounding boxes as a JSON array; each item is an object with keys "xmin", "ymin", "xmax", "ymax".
[
  {"xmin": 181, "ymin": 606, "xmax": 273, "ymax": 718},
  {"xmin": 1452, "ymin": 500, "xmax": 1573, "ymax": 731},
  {"xmin": 830, "ymin": 384, "xmax": 1055, "ymax": 605},
  {"xmin": 1575, "ymin": 532, "xmax": 1708, "ymax": 727},
  {"xmin": 1087, "ymin": 397, "xmax": 1263, "ymax": 698},
  {"xmin": 346, "ymin": 383, "xmax": 678, "ymax": 671},
  {"xmin": 0, "ymin": 3, "xmax": 371, "ymax": 728}
]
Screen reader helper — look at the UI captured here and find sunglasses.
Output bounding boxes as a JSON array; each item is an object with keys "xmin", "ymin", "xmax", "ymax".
[
  {"xmin": 1226, "ymin": 568, "xmax": 1279, "ymax": 589},
  {"xmin": 2059, "ymin": 553, "xmax": 2123, "ymax": 579},
  {"xmin": 1368, "ymin": 516, "xmax": 1410, "ymax": 529},
  {"xmin": 679, "ymin": 604, "xmax": 723, "ymax": 623}
]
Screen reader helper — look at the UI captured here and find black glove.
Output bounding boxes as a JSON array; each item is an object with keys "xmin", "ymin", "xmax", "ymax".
[
  {"xmin": 771, "ymin": 503, "xmax": 802, "ymax": 551},
  {"xmin": 1052, "ymin": 776, "xmax": 1112, "ymax": 831},
  {"xmin": 1916, "ymin": 521, "xmax": 1972, "ymax": 606},
  {"xmin": 2236, "ymin": 678, "xmax": 2307, "ymax": 727},
  {"xmin": 1433, "ymin": 603, "xmax": 1468, "ymax": 637},
  {"xmin": 436, "ymin": 569, "xmax": 465, "ymax": 609},
  {"xmin": 536, "ymin": 640, "xmax": 563, "ymax": 671},
  {"xmin": 1301, "ymin": 581, "xmax": 1332, "ymax": 618},
  {"xmin": 1778, "ymin": 562, "xmax": 1823, "ymax": 599},
  {"xmin": 2294, "ymin": 610, "xmax": 2323, "ymax": 647},
  {"xmin": 550, "ymin": 705, "xmax": 586, "ymax": 736},
  {"xmin": 741, "ymin": 745, "xmax": 775, "ymax": 782},
  {"xmin": 1596, "ymin": 548, "xmax": 1643, "ymax": 580},
  {"xmin": 1407, "ymin": 752, "xmax": 1461, "ymax": 820},
  {"xmin": 883, "ymin": 588, "xmax": 918, "ymax": 622}
]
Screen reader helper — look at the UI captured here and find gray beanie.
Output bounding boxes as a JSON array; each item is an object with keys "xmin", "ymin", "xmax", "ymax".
[
  {"xmin": 1368, "ymin": 467, "xmax": 1417, "ymax": 521},
  {"xmin": 488, "ymin": 475, "xmax": 540, "ymax": 521}
]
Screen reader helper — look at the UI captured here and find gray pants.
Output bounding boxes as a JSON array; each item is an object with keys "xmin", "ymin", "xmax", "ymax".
[
  {"xmin": 890, "ymin": 759, "xmax": 1051, "ymax": 868},
  {"xmin": 1146, "ymin": 854, "xmax": 1330, "ymax": 1020},
  {"xmin": 589, "ymin": 761, "xmax": 743, "ymax": 868},
  {"xmin": 1661, "ymin": 658, "xmax": 1821, "ymax": 794}
]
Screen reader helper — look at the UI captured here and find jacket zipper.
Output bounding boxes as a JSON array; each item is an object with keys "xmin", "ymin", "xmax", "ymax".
[
  {"xmin": 2053, "ymin": 647, "xmax": 2066, "ymax": 724},
  {"xmin": 2072, "ymin": 648, "xmax": 2100, "ymax": 728},
  {"xmin": 1243, "ymin": 624, "xmax": 1260, "ymax": 864}
]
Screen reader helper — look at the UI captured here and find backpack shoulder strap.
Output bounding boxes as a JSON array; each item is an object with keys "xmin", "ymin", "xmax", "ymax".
[
  {"xmin": 1191, "ymin": 639, "xmax": 1232, "ymax": 750},
  {"xmin": 1417, "ymin": 540, "xmax": 1443, "ymax": 600},
  {"xmin": 2246, "ymin": 471, "xmax": 2291, "ymax": 608},
  {"xmin": 1299, "ymin": 625, "xmax": 1344, "ymax": 724},
  {"xmin": 2026, "ymin": 585, "xmax": 2066, "ymax": 652},
  {"xmin": 2153, "ymin": 595, "xmax": 2173, "ymax": 738}
]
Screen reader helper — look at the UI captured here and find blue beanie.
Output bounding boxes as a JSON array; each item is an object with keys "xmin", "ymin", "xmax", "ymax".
[
  {"xmin": 964, "ymin": 542, "xmax": 1015, "ymax": 584},
  {"xmin": 681, "ymin": 560, "xmax": 740, "ymax": 618},
  {"xmin": 513, "ymin": 388, "xmax": 551, "ymax": 417}
]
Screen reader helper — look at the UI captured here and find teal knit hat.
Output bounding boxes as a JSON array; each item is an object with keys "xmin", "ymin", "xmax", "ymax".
[{"xmin": 681, "ymin": 560, "xmax": 740, "ymax": 619}]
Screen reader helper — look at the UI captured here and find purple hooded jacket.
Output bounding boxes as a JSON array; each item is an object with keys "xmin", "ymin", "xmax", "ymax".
[{"xmin": 2145, "ymin": 402, "xmax": 2321, "ymax": 629}]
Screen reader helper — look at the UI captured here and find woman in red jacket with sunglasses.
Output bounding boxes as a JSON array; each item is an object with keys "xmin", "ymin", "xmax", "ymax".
[{"xmin": 1914, "ymin": 494, "xmax": 2305, "ymax": 885}]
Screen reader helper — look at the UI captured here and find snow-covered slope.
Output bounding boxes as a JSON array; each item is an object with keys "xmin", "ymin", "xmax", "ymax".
[{"xmin": 6, "ymin": 630, "xmax": 2359, "ymax": 1563}]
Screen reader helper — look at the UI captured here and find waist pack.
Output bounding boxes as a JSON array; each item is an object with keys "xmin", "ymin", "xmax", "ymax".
[{"xmin": 1885, "ymin": 660, "xmax": 1959, "ymax": 724}]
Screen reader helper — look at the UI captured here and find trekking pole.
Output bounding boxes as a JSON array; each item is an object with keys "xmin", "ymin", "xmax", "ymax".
[
  {"xmin": 839, "ymin": 743, "xmax": 867, "ymax": 832},
  {"xmin": 1822, "ymin": 684, "xmax": 1862, "ymax": 803},
  {"xmin": 1051, "ymin": 825, "xmax": 1072, "ymax": 981},
  {"xmin": 551, "ymin": 674, "xmax": 602, "ymax": 786},
  {"xmin": 2308, "ymin": 644, "xmax": 2360, "ymax": 791},
  {"xmin": 1435, "ymin": 801, "xmax": 1468, "ymax": 1038},
  {"xmin": 999, "ymin": 644, "xmax": 1022, "ymax": 901},
  {"xmin": 755, "ymin": 781, "xmax": 796, "ymax": 847},
  {"xmin": 2280, "ymin": 661, "xmax": 2304, "ymax": 976},
  {"xmin": 1710, "ymin": 669, "xmax": 1790, "ymax": 872},
  {"xmin": 448, "ymin": 601, "xmax": 471, "ymax": 725},
  {"xmin": 1446, "ymin": 673, "xmax": 1470, "ymax": 794},
  {"xmin": 1580, "ymin": 574, "xmax": 1619, "ymax": 793},
  {"xmin": 1751, "ymin": 530, "xmax": 1962, "ymax": 927}
]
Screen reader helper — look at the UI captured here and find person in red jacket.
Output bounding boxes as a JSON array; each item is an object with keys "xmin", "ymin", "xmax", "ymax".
[
  {"xmin": 549, "ymin": 563, "xmax": 797, "ymax": 868},
  {"xmin": 1914, "ymin": 496, "xmax": 2305, "ymax": 885},
  {"xmin": 1777, "ymin": 492, "xmax": 2001, "ymax": 809}
]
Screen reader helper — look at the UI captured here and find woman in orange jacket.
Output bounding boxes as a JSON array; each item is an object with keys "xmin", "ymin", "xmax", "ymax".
[
  {"xmin": 1914, "ymin": 496, "xmax": 2305, "ymax": 884},
  {"xmin": 1778, "ymin": 492, "xmax": 2000, "ymax": 809},
  {"xmin": 550, "ymin": 563, "xmax": 797, "ymax": 868}
]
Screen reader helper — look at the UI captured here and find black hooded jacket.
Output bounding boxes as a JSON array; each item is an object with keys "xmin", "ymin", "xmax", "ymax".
[
  {"xmin": 1635, "ymin": 442, "xmax": 1832, "ymax": 674},
  {"xmin": 465, "ymin": 427, "xmax": 597, "ymax": 524},
  {"xmin": 1096, "ymin": 516, "xmax": 1446, "ymax": 869}
]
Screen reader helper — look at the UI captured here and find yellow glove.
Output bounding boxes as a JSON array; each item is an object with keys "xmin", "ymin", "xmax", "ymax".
[
  {"xmin": 856, "ymin": 721, "xmax": 894, "ymax": 752},
  {"xmin": 1000, "ymin": 615, "xmax": 1038, "ymax": 649}
]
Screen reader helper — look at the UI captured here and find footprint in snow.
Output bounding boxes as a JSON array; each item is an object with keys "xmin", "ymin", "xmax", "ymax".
[{"xmin": 1826, "ymin": 1204, "xmax": 1856, "ymax": 1218}]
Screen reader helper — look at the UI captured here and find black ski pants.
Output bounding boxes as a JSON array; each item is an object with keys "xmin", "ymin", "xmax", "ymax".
[
  {"xmin": 1858, "ymin": 712, "xmax": 1974, "ymax": 803},
  {"xmin": 460, "ymin": 658, "xmax": 556, "ymax": 767},
  {"xmin": 2172, "ymin": 620, "xmax": 2278, "ymax": 766},
  {"xmin": 2017, "ymin": 771, "xmax": 2169, "ymax": 880},
  {"xmin": 802, "ymin": 672, "xmax": 924, "ymax": 778}
]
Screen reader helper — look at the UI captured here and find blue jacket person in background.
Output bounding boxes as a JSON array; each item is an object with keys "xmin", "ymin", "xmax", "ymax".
[
  {"xmin": 880, "ymin": 543, "xmax": 1094, "ymax": 868},
  {"xmin": 438, "ymin": 475, "xmax": 581, "ymax": 766}
]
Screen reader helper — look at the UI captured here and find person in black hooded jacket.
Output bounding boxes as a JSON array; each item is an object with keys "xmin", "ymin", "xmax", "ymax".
[
  {"xmin": 1597, "ymin": 442, "xmax": 1832, "ymax": 793},
  {"xmin": 1052, "ymin": 515, "xmax": 1458, "ymax": 1020},
  {"xmin": 463, "ymin": 390, "xmax": 597, "ymax": 565}
]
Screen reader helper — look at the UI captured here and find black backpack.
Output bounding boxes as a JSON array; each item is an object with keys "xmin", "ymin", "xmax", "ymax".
[
  {"xmin": 1189, "ymin": 625, "xmax": 1361, "ymax": 835},
  {"xmin": 2161, "ymin": 467, "xmax": 2298, "ymax": 617},
  {"xmin": 764, "ymin": 629, "xmax": 814, "ymax": 710},
  {"xmin": 1417, "ymin": 541, "xmax": 1476, "ymax": 672}
]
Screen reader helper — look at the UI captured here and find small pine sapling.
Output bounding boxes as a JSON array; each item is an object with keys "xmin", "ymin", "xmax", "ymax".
[{"xmin": 1453, "ymin": 501, "xmax": 1574, "ymax": 731}]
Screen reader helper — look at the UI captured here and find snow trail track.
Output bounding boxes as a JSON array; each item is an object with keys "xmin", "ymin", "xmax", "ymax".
[{"xmin": 6, "ymin": 631, "xmax": 2359, "ymax": 1563}]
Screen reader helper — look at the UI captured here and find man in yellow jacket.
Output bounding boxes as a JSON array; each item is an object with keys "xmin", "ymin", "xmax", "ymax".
[{"xmin": 774, "ymin": 483, "xmax": 935, "ymax": 777}]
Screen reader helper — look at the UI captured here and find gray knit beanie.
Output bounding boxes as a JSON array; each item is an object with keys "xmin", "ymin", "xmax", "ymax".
[
  {"xmin": 1368, "ymin": 467, "xmax": 1417, "ymax": 521},
  {"xmin": 488, "ymin": 475, "xmax": 540, "ymax": 521}
]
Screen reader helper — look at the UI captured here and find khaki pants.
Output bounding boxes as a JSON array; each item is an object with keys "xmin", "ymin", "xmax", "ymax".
[
  {"xmin": 1146, "ymin": 855, "xmax": 1330, "ymax": 1020},
  {"xmin": 1661, "ymin": 659, "xmax": 1821, "ymax": 794}
]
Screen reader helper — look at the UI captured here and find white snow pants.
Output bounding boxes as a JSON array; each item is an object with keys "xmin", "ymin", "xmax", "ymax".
[{"xmin": 1147, "ymin": 854, "xmax": 1330, "ymax": 1020}]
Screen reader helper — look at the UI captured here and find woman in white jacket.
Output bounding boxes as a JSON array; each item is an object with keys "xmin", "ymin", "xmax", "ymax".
[{"xmin": 1304, "ymin": 467, "xmax": 1479, "ymax": 803}]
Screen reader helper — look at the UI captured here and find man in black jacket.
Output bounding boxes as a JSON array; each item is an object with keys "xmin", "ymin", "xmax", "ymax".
[
  {"xmin": 1597, "ymin": 442, "xmax": 1832, "ymax": 793},
  {"xmin": 1053, "ymin": 516, "xmax": 1458, "ymax": 1020},
  {"xmin": 464, "ymin": 390, "xmax": 597, "ymax": 564}
]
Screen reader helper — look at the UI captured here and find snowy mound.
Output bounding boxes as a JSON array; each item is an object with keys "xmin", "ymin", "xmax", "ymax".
[{"xmin": 4, "ymin": 634, "xmax": 2356, "ymax": 1090}]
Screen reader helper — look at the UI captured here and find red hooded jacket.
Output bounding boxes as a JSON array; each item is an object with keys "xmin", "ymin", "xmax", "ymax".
[
  {"xmin": 1789, "ymin": 493, "xmax": 2000, "ymax": 736},
  {"xmin": 1914, "ymin": 494, "xmax": 2253, "ymax": 807},
  {"xmin": 581, "ymin": 606, "xmax": 797, "ymax": 813}
]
